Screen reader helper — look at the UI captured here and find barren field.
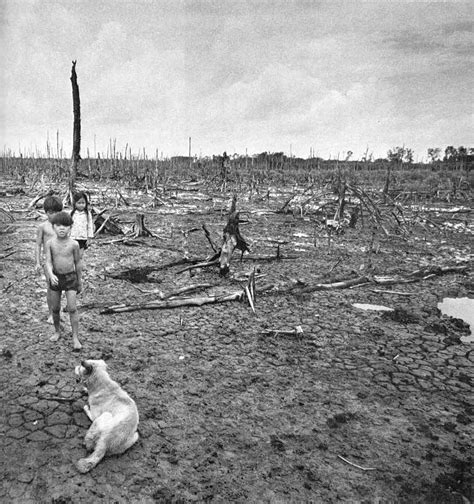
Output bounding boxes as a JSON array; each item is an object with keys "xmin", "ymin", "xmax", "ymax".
[{"xmin": 1, "ymin": 175, "xmax": 473, "ymax": 503}]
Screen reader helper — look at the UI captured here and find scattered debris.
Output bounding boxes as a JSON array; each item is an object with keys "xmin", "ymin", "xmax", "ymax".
[
  {"xmin": 337, "ymin": 455, "xmax": 377, "ymax": 472},
  {"xmin": 352, "ymin": 303, "xmax": 394, "ymax": 312}
]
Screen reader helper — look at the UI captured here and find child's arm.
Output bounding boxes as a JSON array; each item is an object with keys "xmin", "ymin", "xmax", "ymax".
[
  {"xmin": 73, "ymin": 242, "xmax": 83, "ymax": 293},
  {"xmin": 45, "ymin": 241, "xmax": 58, "ymax": 286},
  {"xmin": 35, "ymin": 225, "xmax": 44, "ymax": 273},
  {"xmin": 87, "ymin": 211, "xmax": 94, "ymax": 240}
]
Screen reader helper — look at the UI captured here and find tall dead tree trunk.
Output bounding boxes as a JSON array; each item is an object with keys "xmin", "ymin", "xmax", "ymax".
[{"xmin": 70, "ymin": 60, "xmax": 81, "ymax": 198}]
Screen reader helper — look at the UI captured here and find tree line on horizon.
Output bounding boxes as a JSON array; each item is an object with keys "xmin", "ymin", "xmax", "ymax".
[
  {"xmin": 207, "ymin": 145, "xmax": 473, "ymax": 167},
  {"xmin": 1, "ymin": 144, "xmax": 472, "ymax": 168}
]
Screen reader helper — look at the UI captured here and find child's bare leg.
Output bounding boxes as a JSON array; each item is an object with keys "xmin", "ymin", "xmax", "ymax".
[
  {"xmin": 46, "ymin": 281, "xmax": 53, "ymax": 324},
  {"xmin": 66, "ymin": 290, "xmax": 82, "ymax": 350},
  {"xmin": 49, "ymin": 290, "xmax": 62, "ymax": 342},
  {"xmin": 78, "ymin": 251, "xmax": 85, "ymax": 293}
]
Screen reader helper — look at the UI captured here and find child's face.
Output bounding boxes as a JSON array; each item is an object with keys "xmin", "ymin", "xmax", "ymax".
[
  {"xmin": 46, "ymin": 210, "xmax": 58, "ymax": 223},
  {"xmin": 53, "ymin": 223, "xmax": 71, "ymax": 239},
  {"xmin": 75, "ymin": 197, "xmax": 87, "ymax": 211}
]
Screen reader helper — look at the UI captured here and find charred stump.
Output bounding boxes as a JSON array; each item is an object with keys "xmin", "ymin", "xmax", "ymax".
[
  {"xmin": 219, "ymin": 196, "xmax": 250, "ymax": 276},
  {"xmin": 93, "ymin": 211, "xmax": 124, "ymax": 235},
  {"xmin": 131, "ymin": 213, "xmax": 154, "ymax": 237}
]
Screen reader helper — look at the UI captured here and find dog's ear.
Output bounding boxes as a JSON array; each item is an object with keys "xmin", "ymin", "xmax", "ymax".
[{"xmin": 81, "ymin": 361, "xmax": 93, "ymax": 375}]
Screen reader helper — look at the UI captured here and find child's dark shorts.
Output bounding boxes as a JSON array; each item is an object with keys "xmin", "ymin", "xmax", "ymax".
[
  {"xmin": 50, "ymin": 271, "xmax": 78, "ymax": 292},
  {"xmin": 75, "ymin": 239, "xmax": 88, "ymax": 250}
]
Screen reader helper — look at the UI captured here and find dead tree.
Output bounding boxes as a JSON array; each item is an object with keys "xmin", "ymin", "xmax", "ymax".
[
  {"xmin": 131, "ymin": 214, "xmax": 154, "ymax": 237},
  {"xmin": 219, "ymin": 195, "xmax": 250, "ymax": 276},
  {"xmin": 383, "ymin": 163, "xmax": 391, "ymax": 200},
  {"xmin": 70, "ymin": 60, "xmax": 81, "ymax": 198},
  {"xmin": 334, "ymin": 180, "xmax": 346, "ymax": 222},
  {"xmin": 220, "ymin": 151, "xmax": 230, "ymax": 191}
]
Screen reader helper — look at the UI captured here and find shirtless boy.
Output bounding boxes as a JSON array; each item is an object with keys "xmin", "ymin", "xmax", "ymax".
[
  {"xmin": 35, "ymin": 195, "xmax": 63, "ymax": 323},
  {"xmin": 45, "ymin": 211, "xmax": 83, "ymax": 351}
]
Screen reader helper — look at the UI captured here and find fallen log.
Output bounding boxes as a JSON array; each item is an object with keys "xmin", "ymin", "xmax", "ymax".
[
  {"xmin": 296, "ymin": 264, "xmax": 468, "ymax": 293},
  {"xmin": 100, "ymin": 291, "xmax": 244, "ymax": 314},
  {"xmin": 131, "ymin": 283, "xmax": 215, "ymax": 298},
  {"xmin": 298, "ymin": 276, "xmax": 369, "ymax": 293}
]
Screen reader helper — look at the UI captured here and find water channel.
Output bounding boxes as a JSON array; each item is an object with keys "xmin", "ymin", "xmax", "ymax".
[{"xmin": 438, "ymin": 297, "xmax": 474, "ymax": 343}]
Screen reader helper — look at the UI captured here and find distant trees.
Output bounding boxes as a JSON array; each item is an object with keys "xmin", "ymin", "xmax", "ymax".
[
  {"xmin": 444, "ymin": 146, "xmax": 458, "ymax": 161},
  {"xmin": 427, "ymin": 147, "xmax": 442, "ymax": 163},
  {"xmin": 387, "ymin": 146, "xmax": 413, "ymax": 164},
  {"xmin": 405, "ymin": 148, "xmax": 414, "ymax": 164},
  {"xmin": 385, "ymin": 146, "xmax": 472, "ymax": 169},
  {"xmin": 443, "ymin": 145, "xmax": 471, "ymax": 162}
]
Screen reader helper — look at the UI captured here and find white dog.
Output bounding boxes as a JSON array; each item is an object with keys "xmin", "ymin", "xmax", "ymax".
[{"xmin": 74, "ymin": 359, "xmax": 139, "ymax": 473}]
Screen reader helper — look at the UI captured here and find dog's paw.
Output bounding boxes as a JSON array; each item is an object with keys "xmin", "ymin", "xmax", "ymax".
[
  {"xmin": 76, "ymin": 458, "xmax": 93, "ymax": 474},
  {"xmin": 83, "ymin": 404, "xmax": 93, "ymax": 421}
]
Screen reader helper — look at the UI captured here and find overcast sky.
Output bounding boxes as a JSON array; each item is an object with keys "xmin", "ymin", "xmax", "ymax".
[{"xmin": 1, "ymin": 0, "xmax": 473, "ymax": 160}]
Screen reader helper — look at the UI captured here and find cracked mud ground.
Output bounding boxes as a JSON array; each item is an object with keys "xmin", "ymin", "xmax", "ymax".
[{"xmin": 0, "ymin": 185, "xmax": 473, "ymax": 503}]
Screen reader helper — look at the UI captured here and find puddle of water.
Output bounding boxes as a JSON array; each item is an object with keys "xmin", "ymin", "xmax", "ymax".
[
  {"xmin": 352, "ymin": 303, "xmax": 394, "ymax": 312},
  {"xmin": 438, "ymin": 297, "xmax": 474, "ymax": 343}
]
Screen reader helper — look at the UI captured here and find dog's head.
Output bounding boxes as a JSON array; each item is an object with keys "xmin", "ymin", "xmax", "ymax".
[{"xmin": 75, "ymin": 359, "xmax": 107, "ymax": 383}]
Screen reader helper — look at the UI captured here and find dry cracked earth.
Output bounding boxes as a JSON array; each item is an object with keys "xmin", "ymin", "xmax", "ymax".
[{"xmin": 0, "ymin": 182, "xmax": 473, "ymax": 503}]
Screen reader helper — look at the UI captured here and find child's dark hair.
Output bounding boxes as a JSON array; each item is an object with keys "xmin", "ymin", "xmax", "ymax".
[
  {"xmin": 70, "ymin": 191, "xmax": 89, "ymax": 217},
  {"xmin": 51, "ymin": 211, "xmax": 73, "ymax": 227},
  {"xmin": 43, "ymin": 195, "xmax": 63, "ymax": 213}
]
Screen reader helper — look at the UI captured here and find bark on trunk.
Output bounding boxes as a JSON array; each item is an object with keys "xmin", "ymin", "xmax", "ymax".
[
  {"xmin": 70, "ymin": 60, "xmax": 81, "ymax": 197},
  {"xmin": 132, "ymin": 213, "xmax": 154, "ymax": 237}
]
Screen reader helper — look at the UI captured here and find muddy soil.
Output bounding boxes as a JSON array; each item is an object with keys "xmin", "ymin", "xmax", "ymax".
[{"xmin": 0, "ymin": 180, "xmax": 473, "ymax": 503}]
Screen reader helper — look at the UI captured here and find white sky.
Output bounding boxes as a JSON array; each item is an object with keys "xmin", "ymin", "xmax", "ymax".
[{"xmin": 1, "ymin": 0, "xmax": 473, "ymax": 160}]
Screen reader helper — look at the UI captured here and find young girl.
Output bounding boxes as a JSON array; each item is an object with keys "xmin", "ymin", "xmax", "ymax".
[{"xmin": 70, "ymin": 192, "xmax": 94, "ymax": 259}]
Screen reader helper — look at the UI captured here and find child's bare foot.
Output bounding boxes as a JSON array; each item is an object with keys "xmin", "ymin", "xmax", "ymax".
[
  {"xmin": 49, "ymin": 332, "xmax": 60, "ymax": 342},
  {"xmin": 72, "ymin": 337, "xmax": 82, "ymax": 351}
]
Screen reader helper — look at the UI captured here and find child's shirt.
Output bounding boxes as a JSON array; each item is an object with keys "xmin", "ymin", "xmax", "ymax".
[{"xmin": 70, "ymin": 210, "xmax": 94, "ymax": 240}]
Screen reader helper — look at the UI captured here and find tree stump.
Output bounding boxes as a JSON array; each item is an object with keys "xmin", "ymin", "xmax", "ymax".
[
  {"xmin": 219, "ymin": 197, "xmax": 249, "ymax": 276},
  {"xmin": 131, "ymin": 213, "xmax": 154, "ymax": 238}
]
